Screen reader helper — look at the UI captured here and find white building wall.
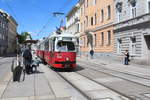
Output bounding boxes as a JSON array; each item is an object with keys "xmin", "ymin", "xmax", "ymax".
[
  {"xmin": 114, "ymin": 0, "xmax": 149, "ymax": 23},
  {"xmin": 66, "ymin": 6, "xmax": 80, "ymax": 36},
  {"xmin": 114, "ymin": 0, "xmax": 150, "ymax": 65}
]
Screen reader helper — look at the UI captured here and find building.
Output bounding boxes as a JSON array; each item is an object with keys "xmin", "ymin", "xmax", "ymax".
[
  {"xmin": 114, "ymin": 0, "xmax": 150, "ymax": 65},
  {"xmin": 66, "ymin": 2, "xmax": 81, "ymax": 53},
  {"xmin": 66, "ymin": 3, "xmax": 80, "ymax": 36},
  {"xmin": 79, "ymin": 0, "xmax": 114, "ymax": 57},
  {"xmin": 7, "ymin": 15, "xmax": 18, "ymax": 54},
  {"xmin": 0, "ymin": 9, "xmax": 18, "ymax": 56},
  {"xmin": 0, "ymin": 9, "xmax": 9, "ymax": 56}
]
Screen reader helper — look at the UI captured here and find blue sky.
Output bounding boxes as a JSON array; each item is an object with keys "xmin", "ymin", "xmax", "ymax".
[{"xmin": 0, "ymin": 0, "xmax": 78, "ymax": 39}]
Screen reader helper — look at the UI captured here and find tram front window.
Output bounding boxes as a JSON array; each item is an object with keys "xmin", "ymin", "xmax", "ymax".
[{"xmin": 57, "ymin": 41, "xmax": 75, "ymax": 52}]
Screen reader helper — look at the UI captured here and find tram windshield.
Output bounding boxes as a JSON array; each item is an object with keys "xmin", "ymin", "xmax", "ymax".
[{"xmin": 57, "ymin": 41, "xmax": 75, "ymax": 52}]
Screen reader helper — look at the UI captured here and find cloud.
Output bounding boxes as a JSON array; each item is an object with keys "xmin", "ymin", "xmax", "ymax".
[{"xmin": 29, "ymin": 32, "xmax": 38, "ymax": 37}]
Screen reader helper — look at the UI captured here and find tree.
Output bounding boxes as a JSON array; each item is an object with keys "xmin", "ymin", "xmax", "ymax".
[{"xmin": 17, "ymin": 32, "xmax": 32, "ymax": 44}]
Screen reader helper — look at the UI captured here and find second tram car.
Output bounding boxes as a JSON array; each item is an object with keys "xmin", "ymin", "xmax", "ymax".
[{"xmin": 37, "ymin": 33, "xmax": 76, "ymax": 69}]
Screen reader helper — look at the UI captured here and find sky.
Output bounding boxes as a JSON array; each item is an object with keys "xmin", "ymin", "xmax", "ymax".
[{"xmin": 0, "ymin": 0, "xmax": 78, "ymax": 40}]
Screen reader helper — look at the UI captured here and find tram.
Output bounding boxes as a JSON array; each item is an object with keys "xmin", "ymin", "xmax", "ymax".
[{"xmin": 37, "ymin": 32, "xmax": 77, "ymax": 69}]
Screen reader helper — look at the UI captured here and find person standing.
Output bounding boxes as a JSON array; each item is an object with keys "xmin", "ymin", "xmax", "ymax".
[
  {"xmin": 123, "ymin": 50, "xmax": 130, "ymax": 65},
  {"xmin": 23, "ymin": 45, "xmax": 32, "ymax": 74},
  {"xmin": 90, "ymin": 49, "xmax": 94, "ymax": 59}
]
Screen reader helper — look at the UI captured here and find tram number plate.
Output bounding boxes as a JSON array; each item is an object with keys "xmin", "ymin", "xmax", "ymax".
[{"xmin": 65, "ymin": 64, "xmax": 70, "ymax": 68}]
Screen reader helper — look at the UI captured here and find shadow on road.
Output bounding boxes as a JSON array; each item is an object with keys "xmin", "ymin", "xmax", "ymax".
[{"xmin": 51, "ymin": 65, "xmax": 84, "ymax": 72}]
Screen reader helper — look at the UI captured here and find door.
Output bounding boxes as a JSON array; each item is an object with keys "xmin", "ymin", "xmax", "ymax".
[
  {"xmin": 144, "ymin": 35, "xmax": 150, "ymax": 64},
  {"xmin": 117, "ymin": 38, "xmax": 122, "ymax": 54}
]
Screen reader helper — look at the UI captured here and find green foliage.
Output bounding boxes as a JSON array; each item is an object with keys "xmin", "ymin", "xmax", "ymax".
[{"xmin": 17, "ymin": 32, "xmax": 32, "ymax": 44}]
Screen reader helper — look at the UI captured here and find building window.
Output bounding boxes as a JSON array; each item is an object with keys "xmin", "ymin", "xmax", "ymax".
[
  {"xmin": 117, "ymin": 12, "xmax": 121, "ymax": 22},
  {"xmin": 81, "ymin": 8, "xmax": 83, "ymax": 15},
  {"xmin": 101, "ymin": 9, "xmax": 104, "ymax": 22},
  {"xmin": 129, "ymin": 0, "xmax": 136, "ymax": 18},
  {"xmin": 86, "ymin": 16, "xmax": 88, "ymax": 26},
  {"xmin": 148, "ymin": 1, "xmax": 150, "ymax": 12},
  {"xmin": 77, "ymin": 23, "xmax": 79, "ymax": 32},
  {"xmin": 91, "ymin": 17, "xmax": 94, "ymax": 26},
  {"xmin": 130, "ymin": 36, "xmax": 136, "ymax": 43},
  {"xmin": 81, "ymin": 23, "xmax": 83, "ymax": 32},
  {"xmin": 84, "ymin": 21, "xmax": 85, "ymax": 31},
  {"xmin": 108, "ymin": 5, "xmax": 111, "ymax": 19},
  {"xmin": 117, "ymin": 38, "xmax": 122, "ymax": 54},
  {"xmin": 116, "ymin": 2, "xmax": 122, "ymax": 22},
  {"xmin": 131, "ymin": 7, "xmax": 136, "ymax": 18},
  {"xmin": 93, "ymin": 0, "xmax": 96, "ymax": 5},
  {"xmin": 86, "ymin": 0, "xmax": 88, "ymax": 7},
  {"xmin": 94, "ymin": 34, "xmax": 97, "ymax": 46},
  {"xmin": 84, "ymin": 37, "xmax": 86, "ymax": 47},
  {"xmin": 107, "ymin": 31, "xmax": 111, "ymax": 45},
  {"xmin": 95, "ymin": 13, "xmax": 97, "ymax": 25},
  {"xmin": 101, "ymin": 32, "xmax": 104, "ymax": 46},
  {"xmin": 130, "ymin": 36, "xmax": 136, "ymax": 54}
]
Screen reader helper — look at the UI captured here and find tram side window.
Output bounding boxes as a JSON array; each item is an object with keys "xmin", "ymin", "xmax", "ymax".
[
  {"xmin": 44, "ymin": 40, "xmax": 49, "ymax": 51},
  {"xmin": 49, "ymin": 40, "xmax": 54, "ymax": 51}
]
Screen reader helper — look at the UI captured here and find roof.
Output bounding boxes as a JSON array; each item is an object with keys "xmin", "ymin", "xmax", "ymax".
[{"xmin": 66, "ymin": 4, "xmax": 79, "ymax": 18}]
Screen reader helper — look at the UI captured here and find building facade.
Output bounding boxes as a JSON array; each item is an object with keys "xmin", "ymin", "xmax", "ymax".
[
  {"xmin": 66, "ymin": 3, "xmax": 80, "ymax": 36},
  {"xmin": 79, "ymin": 0, "xmax": 115, "ymax": 57},
  {"xmin": 7, "ymin": 16, "xmax": 18, "ymax": 54},
  {"xmin": 66, "ymin": 2, "xmax": 81, "ymax": 53},
  {"xmin": 114, "ymin": 0, "xmax": 150, "ymax": 65},
  {"xmin": 0, "ymin": 9, "xmax": 9, "ymax": 56},
  {"xmin": 0, "ymin": 9, "xmax": 18, "ymax": 56}
]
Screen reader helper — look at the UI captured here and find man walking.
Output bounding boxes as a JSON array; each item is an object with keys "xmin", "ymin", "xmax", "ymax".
[
  {"xmin": 90, "ymin": 49, "xmax": 94, "ymax": 59},
  {"xmin": 23, "ymin": 45, "xmax": 32, "ymax": 74}
]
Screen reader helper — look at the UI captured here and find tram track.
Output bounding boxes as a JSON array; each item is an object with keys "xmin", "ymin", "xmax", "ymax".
[
  {"xmin": 77, "ymin": 62, "xmax": 150, "ymax": 100},
  {"xmin": 56, "ymin": 72, "xmax": 91, "ymax": 100},
  {"xmin": 57, "ymin": 70, "xmax": 131, "ymax": 100},
  {"xmin": 78, "ymin": 60, "xmax": 150, "ymax": 87}
]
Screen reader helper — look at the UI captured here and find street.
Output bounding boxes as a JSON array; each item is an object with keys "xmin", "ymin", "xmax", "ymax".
[{"xmin": 0, "ymin": 56, "xmax": 150, "ymax": 100}]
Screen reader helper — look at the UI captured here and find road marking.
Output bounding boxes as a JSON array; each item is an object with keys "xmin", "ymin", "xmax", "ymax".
[
  {"xmin": 0, "ymin": 97, "xmax": 29, "ymax": 100},
  {"xmin": 0, "ymin": 72, "xmax": 12, "ymax": 98},
  {"xmin": 143, "ymin": 93, "xmax": 150, "ymax": 98},
  {"xmin": 2, "ymin": 73, "xmax": 12, "ymax": 83},
  {"xmin": 0, "ymin": 85, "xmax": 6, "ymax": 98},
  {"xmin": 0, "ymin": 95, "xmax": 58, "ymax": 100}
]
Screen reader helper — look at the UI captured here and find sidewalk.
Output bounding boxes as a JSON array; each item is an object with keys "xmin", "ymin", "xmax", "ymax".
[
  {"xmin": 0, "ymin": 64, "xmax": 74, "ymax": 100},
  {"xmin": 77, "ymin": 56, "xmax": 150, "ymax": 78}
]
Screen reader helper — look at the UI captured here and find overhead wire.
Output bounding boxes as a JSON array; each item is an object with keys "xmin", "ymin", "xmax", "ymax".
[
  {"xmin": 5, "ymin": 1, "xmax": 26, "ymax": 31},
  {"xmin": 37, "ymin": 0, "xmax": 74, "ymax": 38}
]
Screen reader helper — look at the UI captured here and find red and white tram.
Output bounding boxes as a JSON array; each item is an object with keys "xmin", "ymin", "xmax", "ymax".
[{"xmin": 37, "ymin": 33, "xmax": 76, "ymax": 69}]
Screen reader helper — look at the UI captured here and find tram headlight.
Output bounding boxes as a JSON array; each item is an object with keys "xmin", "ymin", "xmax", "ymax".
[{"xmin": 66, "ymin": 57, "xmax": 69, "ymax": 61}]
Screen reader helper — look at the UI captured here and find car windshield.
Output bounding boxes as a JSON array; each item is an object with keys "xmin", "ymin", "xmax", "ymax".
[{"xmin": 57, "ymin": 41, "xmax": 75, "ymax": 52}]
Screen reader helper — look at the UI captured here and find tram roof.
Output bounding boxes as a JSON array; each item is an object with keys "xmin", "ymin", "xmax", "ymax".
[{"xmin": 49, "ymin": 32, "xmax": 75, "ymax": 38}]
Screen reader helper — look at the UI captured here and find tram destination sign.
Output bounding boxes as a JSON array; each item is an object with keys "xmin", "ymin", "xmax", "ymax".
[{"xmin": 62, "ymin": 37, "xmax": 72, "ymax": 41}]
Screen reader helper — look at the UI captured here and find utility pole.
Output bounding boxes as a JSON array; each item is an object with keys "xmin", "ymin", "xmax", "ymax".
[
  {"xmin": 52, "ymin": 12, "xmax": 65, "ymax": 34},
  {"xmin": 52, "ymin": 12, "xmax": 65, "ymax": 28}
]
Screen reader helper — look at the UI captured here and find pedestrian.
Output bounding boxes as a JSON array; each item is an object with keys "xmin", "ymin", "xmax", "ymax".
[
  {"xmin": 23, "ymin": 45, "xmax": 32, "ymax": 74},
  {"xmin": 123, "ymin": 50, "xmax": 130, "ymax": 65},
  {"xmin": 90, "ymin": 49, "xmax": 94, "ymax": 59}
]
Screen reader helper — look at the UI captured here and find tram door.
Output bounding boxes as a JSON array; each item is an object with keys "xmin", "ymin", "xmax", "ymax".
[
  {"xmin": 49, "ymin": 39, "xmax": 55, "ymax": 65},
  {"xmin": 144, "ymin": 35, "xmax": 150, "ymax": 64}
]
